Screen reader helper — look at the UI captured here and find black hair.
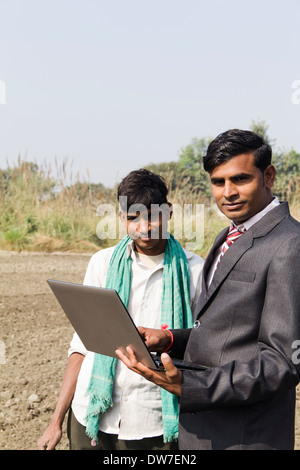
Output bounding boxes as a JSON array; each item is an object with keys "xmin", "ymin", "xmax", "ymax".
[
  {"xmin": 117, "ymin": 168, "xmax": 168, "ymax": 211},
  {"xmin": 203, "ymin": 129, "xmax": 272, "ymax": 174}
]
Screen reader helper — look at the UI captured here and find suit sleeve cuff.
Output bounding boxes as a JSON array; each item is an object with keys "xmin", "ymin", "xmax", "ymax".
[{"xmin": 169, "ymin": 328, "xmax": 192, "ymax": 359}]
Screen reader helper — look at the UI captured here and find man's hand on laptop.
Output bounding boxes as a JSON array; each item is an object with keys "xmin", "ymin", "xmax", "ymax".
[
  {"xmin": 138, "ymin": 326, "xmax": 172, "ymax": 352},
  {"xmin": 115, "ymin": 346, "xmax": 182, "ymax": 397}
]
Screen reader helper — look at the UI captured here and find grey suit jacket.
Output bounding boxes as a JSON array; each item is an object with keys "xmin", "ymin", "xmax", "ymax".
[{"xmin": 172, "ymin": 202, "xmax": 300, "ymax": 450}]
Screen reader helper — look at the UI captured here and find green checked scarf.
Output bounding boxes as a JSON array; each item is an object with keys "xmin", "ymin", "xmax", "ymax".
[{"xmin": 84, "ymin": 234, "xmax": 193, "ymax": 445}]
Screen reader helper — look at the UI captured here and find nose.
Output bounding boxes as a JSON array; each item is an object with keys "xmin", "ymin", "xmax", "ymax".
[
  {"xmin": 138, "ymin": 216, "xmax": 151, "ymax": 234},
  {"xmin": 223, "ymin": 181, "xmax": 239, "ymax": 200}
]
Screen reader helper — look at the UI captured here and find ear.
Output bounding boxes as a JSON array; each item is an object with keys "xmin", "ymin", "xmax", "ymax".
[
  {"xmin": 119, "ymin": 211, "xmax": 126, "ymax": 226},
  {"xmin": 166, "ymin": 202, "xmax": 173, "ymax": 221},
  {"xmin": 264, "ymin": 165, "xmax": 276, "ymax": 189}
]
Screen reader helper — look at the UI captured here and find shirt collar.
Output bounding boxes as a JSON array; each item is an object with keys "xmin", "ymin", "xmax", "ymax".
[{"xmin": 126, "ymin": 239, "xmax": 136, "ymax": 259}]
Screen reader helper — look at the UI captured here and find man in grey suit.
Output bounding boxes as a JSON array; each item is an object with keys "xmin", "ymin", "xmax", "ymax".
[{"xmin": 117, "ymin": 129, "xmax": 300, "ymax": 450}]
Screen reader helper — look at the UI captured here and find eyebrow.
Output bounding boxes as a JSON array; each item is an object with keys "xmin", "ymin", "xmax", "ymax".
[
  {"xmin": 126, "ymin": 211, "xmax": 149, "ymax": 219},
  {"xmin": 210, "ymin": 173, "xmax": 252, "ymax": 184},
  {"xmin": 126, "ymin": 213, "xmax": 141, "ymax": 219}
]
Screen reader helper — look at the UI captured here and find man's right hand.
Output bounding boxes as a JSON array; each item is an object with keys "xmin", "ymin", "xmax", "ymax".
[
  {"xmin": 37, "ymin": 353, "xmax": 84, "ymax": 450},
  {"xmin": 37, "ymin": 422, "xmax": 62, "ymax": 450},
  {"xmin": 138, "ymin": 327, "xmax": 172, "ymax": 353}
]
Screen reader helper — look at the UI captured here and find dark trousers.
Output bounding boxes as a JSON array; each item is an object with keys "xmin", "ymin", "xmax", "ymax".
[{"xmin": 67, "ymin": 409, "xmax": 178, "ymax": 451}]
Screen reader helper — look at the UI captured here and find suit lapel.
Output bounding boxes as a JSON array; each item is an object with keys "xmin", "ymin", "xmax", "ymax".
[
  {"xmin": 197, "ymin": 202, "xmax": 290, "ymax": 317},
  {"xmin": 207, "ymin": 232, "xmax": 253, "ymax": 299},
  {"xmin": 197, "ymin": 231, "xmax": 253, "ymax": 314}
]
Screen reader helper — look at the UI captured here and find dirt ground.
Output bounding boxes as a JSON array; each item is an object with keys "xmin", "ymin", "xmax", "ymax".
[
  {"xmin": 0, "ymin": 250, "xmax": 91, "ymax": 450},
  {"xmin": 1, "ymin": 250, "xmax": 300, "ymax": 450}
]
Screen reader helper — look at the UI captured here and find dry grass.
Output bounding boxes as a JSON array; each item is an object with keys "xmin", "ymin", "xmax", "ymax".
[{"xmin": 0, "ymin": 158, "xmax": 298, "ymax": 257}]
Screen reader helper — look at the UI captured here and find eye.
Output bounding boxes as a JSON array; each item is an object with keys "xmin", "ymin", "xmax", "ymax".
[
  {"xmin": 211, "ymin": 178, "xmax": 224, "ymax": 186},
  {"xmin": 235, "ymin": 176, "xmax": 246, "ymax": 181},
  {"xmin": 232, "ymin": 174, "xmax": 251, "ymax": 184},
  {"xmin": 126, "ymin": 215, "xmax": 140, "ymax": 222}
]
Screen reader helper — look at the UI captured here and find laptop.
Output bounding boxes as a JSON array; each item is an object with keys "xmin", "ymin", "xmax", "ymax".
[{"xmin": 47, "ymin": 279, "xmax": 207, "ymax": 371}]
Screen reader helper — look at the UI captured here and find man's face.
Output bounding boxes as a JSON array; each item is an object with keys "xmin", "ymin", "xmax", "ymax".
[
  {"xmin": 120, "ymin": 204, "xmax": 172, "ymax": 255},
  {"xmin": 210, "ymin": 153, "xmax": 276, "ymax": 224}
]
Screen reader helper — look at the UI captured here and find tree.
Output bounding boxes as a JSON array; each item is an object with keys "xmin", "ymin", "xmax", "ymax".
[
  {"xmin": 177, "ymin": 137, "xmax": 212, "ymax": 198},
  {"xmin": 249, "ymin": 119, "xmax": 274, "ymax": 146}
]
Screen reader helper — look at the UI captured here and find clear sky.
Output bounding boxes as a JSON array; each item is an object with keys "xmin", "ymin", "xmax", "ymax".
[{"xmin": 1, "ymin": 0, "xmax": 300, "ymax": 187}]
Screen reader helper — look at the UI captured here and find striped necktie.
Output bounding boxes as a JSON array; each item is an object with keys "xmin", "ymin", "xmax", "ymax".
[{"xmin": 216, "ymin": 223, "xmax": 246, "ymax": 268}]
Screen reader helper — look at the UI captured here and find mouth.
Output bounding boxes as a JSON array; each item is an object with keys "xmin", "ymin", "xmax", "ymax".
[
  {"xmin": 138, "ymin": 233, "xmax": 154, "ymax": 241},
  {"xmin": 223, "ymin": 202, "xmax": 245, "ymax": 211}
]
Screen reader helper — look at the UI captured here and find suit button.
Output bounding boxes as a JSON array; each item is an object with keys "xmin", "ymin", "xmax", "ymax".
[{"xmin": 193, "ymin": 320, "xmax": 201, "ymax": 329}]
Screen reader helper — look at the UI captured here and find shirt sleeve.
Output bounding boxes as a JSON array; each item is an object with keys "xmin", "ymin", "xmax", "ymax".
[
  {"xmin": 83, "ymin": 246, "xmax": 115, "ymax": 287},
  {"xmin": 68, "ymin": 331, "xmax": 88, "ymax": 357},
  {"xmin": 67, "ymin": 247, "xmax": 114, "ymax": 356}
]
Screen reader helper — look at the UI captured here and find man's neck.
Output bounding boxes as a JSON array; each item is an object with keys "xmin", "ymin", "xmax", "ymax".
[{"xmin": 133, "ymin": 239, "xmax": 167, "ymax": 256}]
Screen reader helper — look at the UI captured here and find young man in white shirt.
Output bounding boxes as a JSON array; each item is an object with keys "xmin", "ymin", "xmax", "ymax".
[{"xmin": 38, "ymin": 169, "xmax": 204, "ymax": 450}]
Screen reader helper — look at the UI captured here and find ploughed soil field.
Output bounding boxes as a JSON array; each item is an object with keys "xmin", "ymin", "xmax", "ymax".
[{"xmin": 0, "ymin": 250, "xmax": 300, "ymax": 450}]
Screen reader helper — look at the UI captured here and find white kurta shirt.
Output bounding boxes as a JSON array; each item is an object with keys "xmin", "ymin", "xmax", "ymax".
[{"xmin": 69, "ymin": 240, "xmax": 204, "ymax": 440}]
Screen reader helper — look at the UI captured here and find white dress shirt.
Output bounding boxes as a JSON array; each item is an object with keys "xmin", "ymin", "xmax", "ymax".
[
  {"xmin": 69, "ymin": 240, "xmax": 204, "ymax": 440},
  {"xmin": 207, "ymin": 197, "xmax": 280, "ymax": 287}
]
